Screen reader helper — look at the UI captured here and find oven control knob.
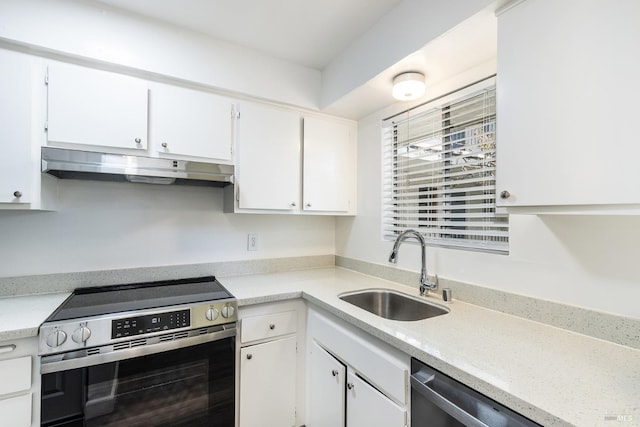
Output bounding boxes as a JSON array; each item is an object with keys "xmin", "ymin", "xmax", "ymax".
[
  {"xmin": 46, "ymin": 330, "xmax": 68, "ymax": 348},
  {"xmin": 205, "ymin": 308, "xmax": 219, "ymax": 321},
  {"xmin": 72, "ymin": 326, "xmax": 92, "ymax": 343},
  {"xmin": 221, "ymin": 305, "xmax": 235, "ymax": 318}
]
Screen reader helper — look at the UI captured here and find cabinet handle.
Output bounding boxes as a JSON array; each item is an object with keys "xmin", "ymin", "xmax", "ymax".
[
  {"xmin": 331, "ymin": 370, "xmax": 339, "ymax": 377},
  {"xmin": 13, "ymin": 191, "xmax": 22, "ymax": 198},
  {"xmin": 246, "ymin": 354, "xmax": 253, "ymax": 360},
  {"xmin": 161, "ymin": 142, "xmax": 168, "ymax": 148},
  {"xmin": 500, "ymin": 190, "xmax": 510, "ymax": 199},
  {"xmin": 0, "ymin": 345, "xmax": 16, "ymax": 354},
  {"xmin": 306, "ymin": 203, "xmax": 312, "ymax": 208},
  {"xmin": 135, "ymin": 138, "xmax": 142, "ymax": 144},
  {"xmin": 269, "ymin": 324, "xmax": 275, "ymax": 330},
  {"xmin": 347, "ymin": 382, "xmax": 354, "ymax": 390},
  {"xmin": 290, "ymin": 202, "xmax": 296, "ymax": 207}
]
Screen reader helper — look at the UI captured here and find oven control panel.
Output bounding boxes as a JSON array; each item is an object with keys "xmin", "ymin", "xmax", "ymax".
[
  {"xmin": 112, "ymin": 309, "xmax": 190, "ymax": 339},
  {"xmin": 39, "ymin": 299, "xmax": 238, "ymax": 356}
]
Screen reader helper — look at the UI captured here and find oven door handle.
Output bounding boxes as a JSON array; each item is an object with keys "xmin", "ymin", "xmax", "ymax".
[
  {"xmin": 410, "ymin": 371, "xmax": 490, "ymax": 427},
  {"xmin": 41, "ymin": 327, "xmax": 235, "ymax": 374}
]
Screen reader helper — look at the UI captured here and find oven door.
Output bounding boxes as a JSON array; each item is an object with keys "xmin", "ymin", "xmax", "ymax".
[{"xmin": 40, "ymin": 333, "xmax": 235, "ymax": 427}]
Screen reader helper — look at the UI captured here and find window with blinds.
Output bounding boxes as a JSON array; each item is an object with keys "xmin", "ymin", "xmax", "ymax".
[{"xmin": 382, "ymin": 77, "xmax": 508, "ymax": 253}]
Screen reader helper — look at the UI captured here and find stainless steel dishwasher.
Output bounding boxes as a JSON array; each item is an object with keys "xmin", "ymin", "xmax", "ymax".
[{"xmin": 411, "ymin": 359, "xmax": 541, "ymax": 427}]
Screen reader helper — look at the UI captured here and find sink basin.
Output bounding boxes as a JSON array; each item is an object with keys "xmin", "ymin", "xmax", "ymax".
[{"xmin": 338, "ymin": 288, "xmax": 449, "ymax": 321}]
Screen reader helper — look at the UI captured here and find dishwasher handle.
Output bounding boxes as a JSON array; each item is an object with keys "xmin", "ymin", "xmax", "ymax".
[{"xmin": 410, "ymin": 371, "xmax": 490, "ymax": 427}]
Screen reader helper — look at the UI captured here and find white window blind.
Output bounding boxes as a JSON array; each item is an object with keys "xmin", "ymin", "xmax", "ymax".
[{"xmin": 382, "ymin": 77, "xmax": 508, "ymax": 253}]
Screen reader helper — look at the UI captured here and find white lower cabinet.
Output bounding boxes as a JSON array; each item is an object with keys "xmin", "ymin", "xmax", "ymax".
[
  {"xmin": 0, "ymin": 338, "xmax": 39, "ymax": 427},
  {"xmin": 346, "ymin": 370, "xmax": 406, "ymax": 427},
  {"xmin": 307, "ymin": 341, "xmax": 346, "ymax": 427},
  {"xmin": 306, "ymin": 307, "xmax": 409, "ymax": 427},
  {"xmin": 0, "ymin": 394, "xmax": 31, "ymax": 427},
  {"xmin": 237, "ymin": 301, "xmax": 305, "ymax": 427},
  {"xmin": 240, "ymin": 336, "xmax": 297, "ymax": 427}
]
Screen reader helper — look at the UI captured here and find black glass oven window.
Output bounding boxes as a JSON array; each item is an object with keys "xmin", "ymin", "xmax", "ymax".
[{"xmin": 41, "ymin": 338, "xmax": 235, "ymax": 427}]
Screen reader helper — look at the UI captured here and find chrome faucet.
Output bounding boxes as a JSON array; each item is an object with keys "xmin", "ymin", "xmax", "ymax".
[{"xmin": 388, "ymin": 229, "xmax": 438, "ymax": 296}]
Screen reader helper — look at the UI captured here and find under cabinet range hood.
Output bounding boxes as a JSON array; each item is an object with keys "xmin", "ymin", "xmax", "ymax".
[{"xmin": 41, "ymin": 147, "xmax": 234, "ymax": 186}]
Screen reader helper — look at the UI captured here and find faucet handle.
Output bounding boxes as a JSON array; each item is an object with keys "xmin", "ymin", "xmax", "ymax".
[{"xmin": 419, "ymin": 274, "xmax": 438, "ymax": 296}]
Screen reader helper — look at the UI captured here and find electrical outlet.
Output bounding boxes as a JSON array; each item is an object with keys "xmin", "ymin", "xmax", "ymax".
[{"xmin": 247, "ymin": 233, "xmax": 259, "ymax": 251}]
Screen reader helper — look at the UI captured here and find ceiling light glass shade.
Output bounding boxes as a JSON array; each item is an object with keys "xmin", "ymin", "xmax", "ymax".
[{"xmin": 392, "ymin": 72, "xmax": 425, "ymax": 101}]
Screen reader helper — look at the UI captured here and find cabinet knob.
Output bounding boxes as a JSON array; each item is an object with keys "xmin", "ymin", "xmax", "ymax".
[
  {"xmin": 135, "ymin": 138, "xmax": 142, "ymax": 144},
  {"xmin": 347, "ymin": 382, "xmax": 354, "ymax": 390},
  {"xmin": 269, "ymin": 324, "xmax": 275, "ymax": 330},
  {"xmin": 290, "ymin": 202, "xmax": 296, "ymax": 207},
  {"xmin": 13, "ymin": 191, "xmax": 22, "ymax": 198},
  {"xmin": 161, "ymin": 142, "xmax": 168, "ymax": 148},
  {"xmin": 306, "ymin": 203, "xmax": 312, "ymax": 208},
  {"xmin": 500, "ymin": 190, "xmax": 511, "ymax": 199},
  {"xmin": 246, "ymin": 353, "xmax": 253, "ymax": 360},
  {"xmin": 331, "ymin": 370, "xmax": 339, "ymax": 377}
]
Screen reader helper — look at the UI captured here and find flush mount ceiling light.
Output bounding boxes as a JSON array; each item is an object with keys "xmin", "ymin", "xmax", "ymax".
[{"xmin": 392, "ymin": 72, "xmax": 425, "ymax": 101}]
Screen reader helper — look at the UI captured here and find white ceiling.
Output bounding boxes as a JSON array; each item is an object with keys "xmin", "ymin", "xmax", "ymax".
[
  {"xmin": 93, "ymin": 0, "xmax": 404, "ymax": 70},
  {"xmin": 91, "ymin": 0, "xmax": 497, "ymax": 119}
]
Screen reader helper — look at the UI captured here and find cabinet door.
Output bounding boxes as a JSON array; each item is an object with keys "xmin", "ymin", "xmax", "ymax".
[
  {"xmin": 306, "ymin": 341, "xmax": 346, "ymax": 427},
  {"xmin": 303, "ymin": 117, "xmax": 356, "ymax": 213},
  {"xmin": 236, "ymin": 102, "xmax": 300, "ymax": 210},
  {"xmin": 0, "ymin": 49, "xmax": 32, "ymax": 204},
  {"xmin": 0, "ymin": 394, "xmax": 31, "ymax": 427},
  {"xmin": 239, "ymin": 336, "xmax": 297, "ymax": 427},
  {"xmin": 47, "ymin": 62, "xmax": 148, "ymax": 150},
  {"xmin": 150, "ymin": 84, "xmax": 233, "ymax": 161},
  {"xmin": 346, "ymin": 370, "xmax": 406, "ymax": 427},
  {"xmin": 496, "ymin": 0, "xmax": 640, "ymax": 208}
]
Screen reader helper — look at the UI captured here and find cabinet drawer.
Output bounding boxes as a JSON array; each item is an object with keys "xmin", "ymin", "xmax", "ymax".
[
  {"xmin": 0, "ymin": 393, "xmax": 31, "ymax": 427},
  {"xmin": 0, "ymin": 356, "xmax": 31, "ymax": 395},
  {"xmin": 241, "ymin": 310, "xmax": 297, "ymax": 343}
]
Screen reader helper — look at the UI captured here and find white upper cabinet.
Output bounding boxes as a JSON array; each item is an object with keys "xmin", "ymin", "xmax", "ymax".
[
  {"xmin": 0, "ymin": 49, "xmax": 56, "ymax": 211},
  {"xmin": 0, "ymin": 49, "xmax": 33, "ymax": 204},
  {"xmin": 234, "ymin": 101, "xmax": 301, "ymax": 211},
  {"xmin": 227, "ymin": 102, "xmax": 358, "ymax": 215},
  {"xmin": 303, "ymin": 116, "xmax": 356, "ymax": 213},
  {"xmin": 149, "ymin": 84, "xmax": 234, "ymax": 162},
  {"xmin": 496, "ymin": 0, "xmax": 640, "ymax": 212},
  {"xmin": 46, "ymin": 62, "xmax": 148, "ymax": 151}
]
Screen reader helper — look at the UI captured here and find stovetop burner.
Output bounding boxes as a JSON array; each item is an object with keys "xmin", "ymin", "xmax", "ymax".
[{"xmin": 47, "ymin": 276, "xmax": 232, "ymax": 321}]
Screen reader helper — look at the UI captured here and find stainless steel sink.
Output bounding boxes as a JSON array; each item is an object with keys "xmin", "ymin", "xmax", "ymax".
[{"xmin": 338, "ymin": 288, "xmax": 449, "ymax": 321}]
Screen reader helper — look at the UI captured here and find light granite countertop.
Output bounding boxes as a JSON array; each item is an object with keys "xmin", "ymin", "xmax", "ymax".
[
  {"xmin": 221, "ymin": 267, "xmax": 640, "ymax": 427},
  {"xmin": 1, "ymin": 267, "xmax": 638, "ymax": 426},
  {"xmin": 0, "ymin": 292, "xmax": 70, "ymax": 342}
]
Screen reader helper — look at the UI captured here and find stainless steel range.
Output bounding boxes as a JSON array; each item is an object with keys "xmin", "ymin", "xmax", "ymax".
[{"xmin": 38, "ymin": 276, "xmax": 237, "ymax": 427}]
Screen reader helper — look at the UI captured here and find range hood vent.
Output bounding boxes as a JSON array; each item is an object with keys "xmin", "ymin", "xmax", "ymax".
[{"xmin": 42, "ymin": 147, "xmax": 234, "ymax": 187}]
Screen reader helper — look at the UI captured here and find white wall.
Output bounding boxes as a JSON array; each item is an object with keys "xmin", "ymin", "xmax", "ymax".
[
  {"xmin": 336, "ymin": 72, "xmax": 640, "ymax": 320},
  {"xmin": 0, "ymin": 180, "xmax": 335, "ymax": 277}
]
